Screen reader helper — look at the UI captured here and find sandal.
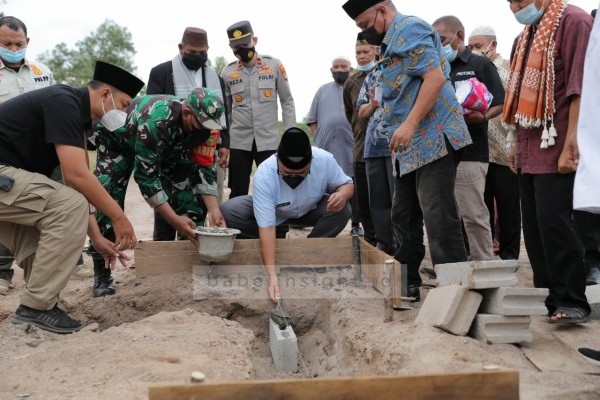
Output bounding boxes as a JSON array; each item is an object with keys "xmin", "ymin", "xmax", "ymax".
[{"xmin": 548, "ymin": 307, "xmax": 591, "ymax": 324}]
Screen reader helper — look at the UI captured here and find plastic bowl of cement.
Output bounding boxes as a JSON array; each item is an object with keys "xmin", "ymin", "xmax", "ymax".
[{"xmin": 194, "ymin": 227, "xmax": 241, "ymax": 262}]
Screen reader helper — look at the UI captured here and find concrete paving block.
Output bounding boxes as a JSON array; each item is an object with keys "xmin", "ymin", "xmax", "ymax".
[
  {"xmin": 436, "ymin": 260, "xmax": 518, "ymax": 289},
  {"xmin": 269, "ymin": 319, "xmax": 299, "ymax": 373},
  {"xmin": 586, "ymin": 284, "xmax": 600, "ymax": 305},
  {"xmin": 479, "ymin": 287, "xmax": 549, "ymax": 316},
  {"xmin": 416, "ymin": 285, "xmax": 482, "ymax": 336},
  {"xmin": 470, "ymin": 314, "xmax": 532, "ymax": 344}
]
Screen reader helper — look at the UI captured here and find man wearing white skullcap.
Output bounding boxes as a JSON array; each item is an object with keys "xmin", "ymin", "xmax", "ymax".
[{"xmin": 468, "ymin": 26, "xmax": 521, "ymax": 262}]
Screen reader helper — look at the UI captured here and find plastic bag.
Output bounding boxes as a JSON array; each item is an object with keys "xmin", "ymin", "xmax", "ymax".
[{"xmin": 455, "ymin": 77, "xmax": 493, "ymax": 115}]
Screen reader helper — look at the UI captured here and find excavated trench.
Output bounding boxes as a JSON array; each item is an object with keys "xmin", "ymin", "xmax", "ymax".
[{"xmin": 60, "ymin": 266, "xmax": 389, "ymax": 380}]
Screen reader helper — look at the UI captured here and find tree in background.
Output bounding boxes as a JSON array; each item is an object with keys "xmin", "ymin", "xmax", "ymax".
[
  {"xmin": 208, "ymin": 56, "xmax": 228, "ymax": 76},
  {"xmin": 38, "ymin": 19, "xmax": 136, "ymax": 87}
]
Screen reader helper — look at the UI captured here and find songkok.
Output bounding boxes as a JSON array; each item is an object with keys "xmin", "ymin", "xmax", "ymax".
[
  {"xmin": 278, "ymin": 127, "xmax": 312, "ymax": 170},
  {"xmin": 356, "ymin": 32, "xmax": 369, "ymax": 46},
  {"xmin": 342, "ymin": 0, "xmax": 384, "ymax": 20},
  {"xmin": 186, "ymin": 88, "xmax": 224, "ymax": 130},
  {"xmin": 93, "ymin": 61, "xmax": 144, "ymax": 98},
  {"xmin": 182, "ymin": 27, "xmax": 208, "ymax": 47},
  {"xmin": 227, "ymin": 20, "xmax": 253, "ymax": 48},
  {"xmin": 469, "ymin": 25, "xmax": 496, "ymax": 38}
]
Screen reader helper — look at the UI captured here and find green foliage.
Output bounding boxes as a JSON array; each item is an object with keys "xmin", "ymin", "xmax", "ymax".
[
  {"xmin": 38, "ymin": 19, "xmax": 136, "ymax": 87},
  {"xmin": 208, "ymin": 56, "xmax": 228, "ymax": 76}
]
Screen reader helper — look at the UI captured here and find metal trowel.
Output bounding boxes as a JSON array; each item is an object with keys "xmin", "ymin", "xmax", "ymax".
[{"xmin": 270, "ymin": 298, "xmax": 293, "ymax": 330}]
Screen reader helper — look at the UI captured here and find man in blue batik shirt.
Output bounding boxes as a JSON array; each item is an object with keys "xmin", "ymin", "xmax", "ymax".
[
  {"xmin": 344, "ymin": 0, "xmax": 472, "ymax": 301},
  {"xmin": 221, "ymin": 127, "xmax": 354, "ymax": 302}
]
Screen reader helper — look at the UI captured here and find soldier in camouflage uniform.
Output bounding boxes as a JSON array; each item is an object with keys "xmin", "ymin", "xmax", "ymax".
[{"xmin": 90, "ymin": 88, "xmax": 225, "ymax": 297}]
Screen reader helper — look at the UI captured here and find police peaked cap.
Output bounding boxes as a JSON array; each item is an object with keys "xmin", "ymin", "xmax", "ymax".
[
  {"xmin": 93, "ymin": 61, "xmax": 145, "ymax": 98},
  {"xmin": 278, "ymin": 127, "xmax": 312, "ymax": 170},
  {"xmin": 342, "ymin": 0, "xmax": 385, "ymax": 20},
  {"xmin": 227, "ymin": 20, "xmax": 254, "ymax": 48}
]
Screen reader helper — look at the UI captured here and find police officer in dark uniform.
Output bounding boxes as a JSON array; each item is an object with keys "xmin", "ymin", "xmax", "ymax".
[{"xmin": 221, "ymin": 20, "xmax": 296, "ymax": 199}]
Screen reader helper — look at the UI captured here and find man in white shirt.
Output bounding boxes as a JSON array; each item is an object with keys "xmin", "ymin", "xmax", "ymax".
[{"xmin": 220, "ymin": 127, "xmax": 354, "ymax": 302}]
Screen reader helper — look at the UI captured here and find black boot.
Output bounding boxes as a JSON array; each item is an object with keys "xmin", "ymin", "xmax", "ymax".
[{"xmin": 92, "ymin": 257, "xmax": 115, "ymax": 297}]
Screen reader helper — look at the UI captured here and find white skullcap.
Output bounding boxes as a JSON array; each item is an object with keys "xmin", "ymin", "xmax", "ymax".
[
  {"xmin": 332, "ymin": 56, "xmax": 352, "ymax": 64},
  {"xmin": 469, "ymin": 25, "xmax": 496, "ymax": 38}
]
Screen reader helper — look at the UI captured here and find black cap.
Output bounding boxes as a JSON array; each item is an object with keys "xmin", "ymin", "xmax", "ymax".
[
  {"xmin": 342, "ymin": 0, "xmax": 384, "ymax": 20},
  {"xmin": 227, "ymin": 20, "xmax": 253, "ymax": 48},
  {"xmin": 93, "ymin": 61, "xmax": 145, "ymax": 98},
  {"xmin": 278, "ymin": 127, "xmax": 312, "ymax": 170},
  {"xmin": 356, "ymin": 32, "xmax": 369, "ymax": 45}
]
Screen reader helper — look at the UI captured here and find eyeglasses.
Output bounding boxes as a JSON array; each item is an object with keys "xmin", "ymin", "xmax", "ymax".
[{"xmin": 277, "ymin": 163, "xmax": 310, "ymax": 178}]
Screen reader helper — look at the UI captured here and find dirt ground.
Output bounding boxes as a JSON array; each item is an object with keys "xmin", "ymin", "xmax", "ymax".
[{"xmin": 1, "ymin": 181, "xmax": 600, "ymax": 400}]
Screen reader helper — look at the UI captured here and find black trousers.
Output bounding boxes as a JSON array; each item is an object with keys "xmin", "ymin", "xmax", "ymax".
[
  {"xmin": 484, "ymin": 162, "xmax": 521, "ymax": 260},
  {"xmin": 365, "ymin": 156, "xmax": 398, "ymax": 253},
  {"xmin": 392, "ymin": 142, "xmax": 467, "ymax": 286},
  {"xmin": 352, "ymin": 162, "xmax": 376, "ymax": 242},
  {"xmin": 518, "ymin": 172, "xmax": 589, "ymax": 314},
  {"xmin": 228, "ymin": 141, "xmax": 275, "ymax": 199}
]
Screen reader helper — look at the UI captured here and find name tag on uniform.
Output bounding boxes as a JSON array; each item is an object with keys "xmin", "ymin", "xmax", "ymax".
[{"xmin": 276, "ymin": 202, "xmax": 290, "ymax": 207}]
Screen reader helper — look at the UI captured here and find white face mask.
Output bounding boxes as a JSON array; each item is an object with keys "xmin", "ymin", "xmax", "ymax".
[{"xmin": 100, "ymin": 92, "xmax": 127, "ymax": 132}]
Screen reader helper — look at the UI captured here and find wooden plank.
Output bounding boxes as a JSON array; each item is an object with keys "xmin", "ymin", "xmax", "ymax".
[
  {"xmin": 149, "ymin": 371, "xmax": 519, "ymax": 400},
  {"xmin": 135, "ymin": 237, "xmax": 353, "ymax": 277},
  {"xmin": 522, "ymin": 319, "xmax": 600, "ymax": 374},
  {"xmin": 359, "ymin": 239, "xmax": 402, "ymax": 308}
]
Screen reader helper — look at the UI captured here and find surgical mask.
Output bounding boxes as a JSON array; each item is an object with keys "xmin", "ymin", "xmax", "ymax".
[
  {"xmin": 282, "ymin": 175, "xmax": 305, "ymax": 189},
  {"xmin": 362, "ymin": 11, "xmax": 386, "ymax": 46},
  {"xmin": 100, "ymin": 93, "xmax": 127, "ymax": 132},
  {"xmin": 443, "ymin": 33, "xmax": 458, "ymax": 63},
  {"xmin": 332, "ymin": 71, "xmax": 350, "ymax": 84},
  {"xmin": 514, "ymin": 0, "xmax": 546, "ymax": 25},
  {"xmin": 357, "ymin": 60, "xmax": 376, "ymax": 71},
  {"xmin": 0, "ymin": 47, "xmax": 26, "ymax": 64},
  {"xmin": 181, "ymin": 52, "xmax": 208, "ymax": 70},
  {"xmin": 234, "ymin": 46, "xmax": 256, "ymax": 63}
]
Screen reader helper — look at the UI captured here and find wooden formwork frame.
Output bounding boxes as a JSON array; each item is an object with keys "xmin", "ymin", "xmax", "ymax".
[
  {"xmin": 134, "ymin": 236, "xmax": 403, "ymax": 307},
  {"xmin": 138, "ymin": 239, "xmax": 520, "ymax": 399}
]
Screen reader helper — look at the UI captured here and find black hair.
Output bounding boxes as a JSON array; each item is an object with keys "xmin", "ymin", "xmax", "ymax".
[
  {"xmin": 432, "ymin": 15, "xmax": 465, "ymax": 34},
  {"xmin": 0, "ymin": 16, "xmax": 27, "ymax": 37}
]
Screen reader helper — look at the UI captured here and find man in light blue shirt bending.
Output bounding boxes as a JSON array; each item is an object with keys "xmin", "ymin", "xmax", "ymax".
[{"xmin": 221, "ymin": 127, "xmax": 354, "ymax": 302}]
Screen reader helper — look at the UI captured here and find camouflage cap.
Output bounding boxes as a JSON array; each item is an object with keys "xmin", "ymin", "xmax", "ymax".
[{"xmin": 186, "ymin": 88, "xmax": 224, "ymax": 130}]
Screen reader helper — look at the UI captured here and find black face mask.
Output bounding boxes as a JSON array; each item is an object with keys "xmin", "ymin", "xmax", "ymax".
[
  {"xmin": 182, "ymin": 127, "xmax": 212, "ymax": 150},
  {"xmin": 182, "ymin": 52, "xmax": 208, "ymax": 70},
  {"xmin": 282, "ymin": 175, "xmax": 305, "ymax": 189},
  {"xmin": 332, "ymin": 71, "xmax": 350, "ymax": 85},
  {"xmin": 362, "ymin": 11, "xmax": 386, "ymax": 46},
  {"xmin": 234, "ymin": 46, "xmax": 256, "ymax": 63}
]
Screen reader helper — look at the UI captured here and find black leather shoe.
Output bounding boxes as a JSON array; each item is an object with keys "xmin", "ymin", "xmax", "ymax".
[
  {"xmin": 586, "ymin": 266, "xmax": 600, "ymax": 286},
  {"xmin": 93, "ymin": 260, "xmax": 116, "ymax": 297},
  {"xmin": 407, "ymin": 284, "xmax": 420, "ymax": 302}
]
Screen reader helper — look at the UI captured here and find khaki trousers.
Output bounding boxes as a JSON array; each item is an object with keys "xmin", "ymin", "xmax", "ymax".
[
  {"xmin": 0, "ymin": 165, "xmax": 88, "ymax": 310},
  {"xmin": 455, "ymin": 161, "xmax": 493, "ymax": 261}
]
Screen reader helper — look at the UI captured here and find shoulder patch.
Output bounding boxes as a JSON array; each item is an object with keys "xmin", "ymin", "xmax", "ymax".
[
  {"xmin": 279, "ymin": 64, "xmax": 288, "ymax": 82},
  {"xmin": 30, "ymin": 64, "xmax": 43, "ymax": 76}
]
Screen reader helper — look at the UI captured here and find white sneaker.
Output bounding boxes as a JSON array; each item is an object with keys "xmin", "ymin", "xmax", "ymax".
[
  {"xmin": 71, "ymin": 263, "xmax": 94, "ymax": 280},
  {"xmin": 0, "ymin": 278, "xmax": 10, "ymax": 295}
]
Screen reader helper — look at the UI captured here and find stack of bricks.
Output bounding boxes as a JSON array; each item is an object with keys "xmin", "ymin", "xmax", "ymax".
[{"xmin": 416, "ymin": 260, "xmax": 548, "ymax": 344}]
